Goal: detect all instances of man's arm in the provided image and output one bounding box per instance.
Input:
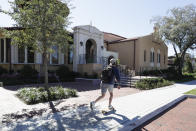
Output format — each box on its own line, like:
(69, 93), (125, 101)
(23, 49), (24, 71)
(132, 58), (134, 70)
(114, 67), (121, 89)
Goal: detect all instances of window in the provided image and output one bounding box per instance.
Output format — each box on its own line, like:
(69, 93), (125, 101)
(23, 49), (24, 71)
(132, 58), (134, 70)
(27, 47), (34, 63)
(18, 46), (25, 63)
(144, 50), (146, 62)
(0, 39), (4, 62)
(6, 38), (11, 63)
(51, 46), (58, 64)
(150, 48), (154, 63)
(157, 50), (160, 63)
(153, 52), (154, 62)
(68, 45), (73, 64)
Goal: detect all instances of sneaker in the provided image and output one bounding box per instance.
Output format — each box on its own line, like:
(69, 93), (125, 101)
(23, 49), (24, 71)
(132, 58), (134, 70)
(108, 105), (114, 110)
(90, 101), (95, 110)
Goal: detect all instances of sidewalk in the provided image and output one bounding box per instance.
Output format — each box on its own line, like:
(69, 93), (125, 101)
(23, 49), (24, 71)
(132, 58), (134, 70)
(0, 80), (196, 131)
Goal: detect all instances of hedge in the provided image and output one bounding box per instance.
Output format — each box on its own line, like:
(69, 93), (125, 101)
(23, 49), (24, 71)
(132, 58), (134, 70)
(16, 86), (78, 105)
(135, 78), (173, 90)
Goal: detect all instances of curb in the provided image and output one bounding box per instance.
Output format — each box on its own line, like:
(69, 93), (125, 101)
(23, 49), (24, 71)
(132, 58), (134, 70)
(184, 94), (196, 98)
(117, 94), (192, 131)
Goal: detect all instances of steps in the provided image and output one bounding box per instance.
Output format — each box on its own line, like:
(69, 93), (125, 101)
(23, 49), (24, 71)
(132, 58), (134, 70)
(120, 73), (141, 87)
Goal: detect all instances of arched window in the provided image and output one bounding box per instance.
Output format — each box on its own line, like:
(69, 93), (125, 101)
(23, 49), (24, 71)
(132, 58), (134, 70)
(144, 50), (146, 62)
(150, 48), (154, 63)
(157, 49), (160, 63)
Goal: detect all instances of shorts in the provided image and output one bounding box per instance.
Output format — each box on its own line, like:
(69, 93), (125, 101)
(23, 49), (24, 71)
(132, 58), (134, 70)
(100, 82), (114, 94)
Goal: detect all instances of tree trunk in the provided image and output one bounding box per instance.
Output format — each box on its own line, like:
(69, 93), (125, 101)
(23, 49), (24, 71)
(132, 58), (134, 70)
(178, 60), (183, 77)
(43, 51), (48, 88)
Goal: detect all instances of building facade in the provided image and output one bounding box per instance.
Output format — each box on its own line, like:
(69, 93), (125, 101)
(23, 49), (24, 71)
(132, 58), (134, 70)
(0, 25), (168, 76)
(105, 33), (168, 74)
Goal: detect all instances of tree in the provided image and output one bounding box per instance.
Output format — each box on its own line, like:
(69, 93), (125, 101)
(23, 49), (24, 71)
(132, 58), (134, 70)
(152, 4), (196, 76)
(0, 0), (71, 88)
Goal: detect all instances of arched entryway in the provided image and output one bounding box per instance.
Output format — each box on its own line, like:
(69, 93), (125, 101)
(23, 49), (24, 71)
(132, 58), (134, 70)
(86, 39), (97, 63)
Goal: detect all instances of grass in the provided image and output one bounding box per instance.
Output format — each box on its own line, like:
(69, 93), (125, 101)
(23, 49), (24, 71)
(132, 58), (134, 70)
(17, 86), (78, 105)
(184, 89), (196, 95)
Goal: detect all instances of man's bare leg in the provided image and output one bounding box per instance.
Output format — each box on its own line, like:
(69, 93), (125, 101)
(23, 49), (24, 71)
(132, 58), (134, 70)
(109, 92), (113, 107)
(90, 93), (105, 110)
(95, 93), (105, 103)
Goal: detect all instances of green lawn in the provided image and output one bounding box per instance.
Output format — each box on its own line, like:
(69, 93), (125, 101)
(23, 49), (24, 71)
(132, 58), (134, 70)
(184, 89), (196, 95)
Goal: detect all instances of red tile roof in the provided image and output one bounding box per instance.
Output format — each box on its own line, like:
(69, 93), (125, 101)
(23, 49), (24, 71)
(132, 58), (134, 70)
(103, 32), (126, 43)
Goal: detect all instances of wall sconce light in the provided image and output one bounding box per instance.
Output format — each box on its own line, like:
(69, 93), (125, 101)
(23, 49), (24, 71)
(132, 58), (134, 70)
(101, 46), (104, 50)
(80, 41), (83, 46)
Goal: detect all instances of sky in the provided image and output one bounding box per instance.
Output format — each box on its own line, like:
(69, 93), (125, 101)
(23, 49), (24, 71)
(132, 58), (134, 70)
(0, 0), (196, 56)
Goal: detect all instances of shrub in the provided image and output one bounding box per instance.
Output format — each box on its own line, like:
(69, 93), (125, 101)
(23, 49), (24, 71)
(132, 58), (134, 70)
(17, 86), (78, 104)
(0, 66), (8, 76)
(84, 72), (88, 77)
(19, 65), (38, 79)
(135, 78), (173, 90)
(184, 60), (193, 73)
(92, 72), (98, 79)
(141, 67), (180, 80)
(66, 88), (78, 97)
(56, 66), (75, 82)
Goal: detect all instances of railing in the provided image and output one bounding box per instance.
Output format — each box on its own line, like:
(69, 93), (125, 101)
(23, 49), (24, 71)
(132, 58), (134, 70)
(79, 54), (108, 68)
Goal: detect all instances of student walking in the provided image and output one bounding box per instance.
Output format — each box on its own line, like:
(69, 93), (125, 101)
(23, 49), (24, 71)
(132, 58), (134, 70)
(90, 58), (121, 110)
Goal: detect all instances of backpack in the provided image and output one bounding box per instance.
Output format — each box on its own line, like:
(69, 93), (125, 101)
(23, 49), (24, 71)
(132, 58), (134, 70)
(101, 66), (113, 83)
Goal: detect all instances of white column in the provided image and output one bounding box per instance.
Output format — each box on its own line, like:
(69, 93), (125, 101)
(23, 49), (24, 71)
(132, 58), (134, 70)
(73, 29), (79, 72)
(25, 47), (28, 63)
(3, 38), (6, 63)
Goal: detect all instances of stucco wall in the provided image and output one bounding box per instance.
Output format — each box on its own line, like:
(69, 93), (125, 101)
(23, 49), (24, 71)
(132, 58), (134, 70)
(136, 34), (168, 73)
(77, 63), (102, 75)
(108, 41), (135, 69)
(107, 34), (168, 74)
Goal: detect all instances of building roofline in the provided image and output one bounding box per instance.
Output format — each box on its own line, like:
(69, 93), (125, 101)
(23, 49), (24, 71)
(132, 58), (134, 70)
(103, 32), (127, 39)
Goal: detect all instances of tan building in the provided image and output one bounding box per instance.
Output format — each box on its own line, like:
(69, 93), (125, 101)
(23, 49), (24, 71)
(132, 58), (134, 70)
(104, 32), (168, 74)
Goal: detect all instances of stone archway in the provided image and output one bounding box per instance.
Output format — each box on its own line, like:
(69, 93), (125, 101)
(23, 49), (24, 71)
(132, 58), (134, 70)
(86, 39), (97, 63)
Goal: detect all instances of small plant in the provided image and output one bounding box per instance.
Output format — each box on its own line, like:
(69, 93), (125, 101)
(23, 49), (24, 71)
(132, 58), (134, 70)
(0, 66), (8, 76)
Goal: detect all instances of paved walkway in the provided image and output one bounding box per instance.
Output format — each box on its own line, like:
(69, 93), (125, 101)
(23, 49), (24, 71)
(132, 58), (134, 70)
(137, 98), (196, 131)
(0, 80), (196, 131)
(0, 85), (140, 117)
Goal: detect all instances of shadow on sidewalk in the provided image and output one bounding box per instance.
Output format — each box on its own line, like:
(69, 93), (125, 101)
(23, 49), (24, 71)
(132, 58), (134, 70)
(1, 103), (140, 131)
(177, 80), (196, 85)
